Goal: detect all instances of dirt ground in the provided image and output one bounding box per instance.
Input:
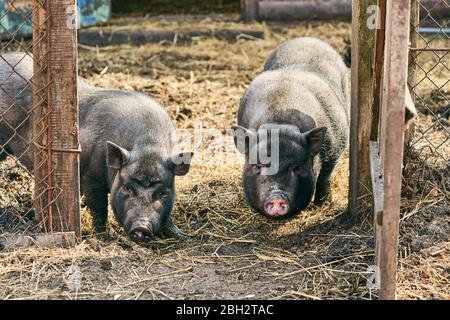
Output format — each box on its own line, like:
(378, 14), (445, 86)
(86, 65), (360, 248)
(0, 14), (449, 300)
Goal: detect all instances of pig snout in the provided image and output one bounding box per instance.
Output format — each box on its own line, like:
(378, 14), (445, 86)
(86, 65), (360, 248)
(263, 192), (290, 218)
(264, 198), (289, 217)
(129, 226), (153, 242)
(128, 218), (161, 243)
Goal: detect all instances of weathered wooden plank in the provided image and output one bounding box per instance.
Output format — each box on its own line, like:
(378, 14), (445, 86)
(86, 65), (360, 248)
(371, 0), (386, 141)
(259, 0), (352, 21)
(369, 141), (384, 225)
(349, 0), (378, 218)
(369, 141), (383, 268)
(378, 0), (411, 300)
(371, 0), (386, 269)
(32, 0), (52, 234)
(242, 0), (259, 22)
(48, 0), (81, 239)
(0, 232), (76, 250)
(33, 0), (80, 241)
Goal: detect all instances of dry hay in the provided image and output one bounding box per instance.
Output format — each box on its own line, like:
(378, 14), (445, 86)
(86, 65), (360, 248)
(0, 15), (448, 300)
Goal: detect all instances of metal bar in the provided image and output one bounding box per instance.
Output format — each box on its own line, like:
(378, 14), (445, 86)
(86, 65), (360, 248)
(418, 27), (450, 34)
(409, 47), (450, 51)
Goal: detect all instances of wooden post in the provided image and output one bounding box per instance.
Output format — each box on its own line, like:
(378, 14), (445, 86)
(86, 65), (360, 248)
(349, 0), (378, 218)
(377, 0), (411, 300)
(32, 0), (51, 233)
(243, 0), (259, 22)
(371, 0), (386, 141)
(33, 0), (81, 240)
(370, 0), (387, 271)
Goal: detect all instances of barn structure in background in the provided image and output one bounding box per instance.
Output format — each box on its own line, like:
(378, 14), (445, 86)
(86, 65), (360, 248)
(241, 0), (449, 22)
(0, 0), (80, 248)
(0, 0), (111, 39)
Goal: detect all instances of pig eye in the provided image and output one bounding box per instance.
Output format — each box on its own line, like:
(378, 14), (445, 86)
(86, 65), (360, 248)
(292, 165), (308, 176)
(250, 164), (265, 174)
(155, 190), (168, 199)
(120, 185), (133, 197)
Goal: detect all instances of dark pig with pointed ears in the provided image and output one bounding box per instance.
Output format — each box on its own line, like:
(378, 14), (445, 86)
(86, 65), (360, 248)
(0, 52), (192, 242)
(233, 37), (350, 220)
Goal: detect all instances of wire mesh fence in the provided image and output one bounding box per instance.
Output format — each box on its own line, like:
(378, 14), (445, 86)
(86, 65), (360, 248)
(0, 0), (41, 236)
(407, 0), (449, 168)
(0, 0), (80, 246)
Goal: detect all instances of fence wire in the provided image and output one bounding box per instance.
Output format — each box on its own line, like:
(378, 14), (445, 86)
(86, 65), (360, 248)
(408, 0), (449, 168)
(0, 0), (52, 236)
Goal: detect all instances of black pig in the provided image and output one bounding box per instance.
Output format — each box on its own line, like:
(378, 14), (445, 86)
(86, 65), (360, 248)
(0, 52), (192, 242)
(232, 37), (350, 219)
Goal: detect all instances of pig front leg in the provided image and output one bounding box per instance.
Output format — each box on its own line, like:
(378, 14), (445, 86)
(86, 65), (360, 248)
(314, 160), (337, 205)
(81, 180), (109, 233)
(158, 216), (190, 240)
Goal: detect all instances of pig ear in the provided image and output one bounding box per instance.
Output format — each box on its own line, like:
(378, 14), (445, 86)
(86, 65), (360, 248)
(231, 125), (256, 154)
(302, 127), (327, 156)
(170, 152), (194, 176)
(106, 141), (131, 169)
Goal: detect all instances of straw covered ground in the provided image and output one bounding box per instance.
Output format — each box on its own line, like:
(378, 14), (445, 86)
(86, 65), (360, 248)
(0, 14), (448, 300)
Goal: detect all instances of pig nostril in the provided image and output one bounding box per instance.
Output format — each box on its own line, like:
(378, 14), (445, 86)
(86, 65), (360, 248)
(129, 227), (153, 242)
(134, 231), (144, 239)
(264, 199), (289, 217)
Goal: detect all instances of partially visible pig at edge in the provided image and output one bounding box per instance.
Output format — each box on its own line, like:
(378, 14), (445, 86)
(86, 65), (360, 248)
(232, 37), (350, 220)
(0, 52), (192, 243)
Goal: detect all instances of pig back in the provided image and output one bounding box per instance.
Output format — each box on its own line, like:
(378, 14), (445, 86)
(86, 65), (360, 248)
(239, 38), (350, 163)
(79, 89), (176, 161)
(264, 37), (350, 109)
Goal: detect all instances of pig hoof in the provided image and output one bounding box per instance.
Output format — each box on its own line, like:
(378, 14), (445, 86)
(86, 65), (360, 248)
(159, 218), (190, 240)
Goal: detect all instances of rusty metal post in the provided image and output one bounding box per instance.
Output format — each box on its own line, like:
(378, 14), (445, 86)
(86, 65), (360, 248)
(33, 0), (81, 240)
